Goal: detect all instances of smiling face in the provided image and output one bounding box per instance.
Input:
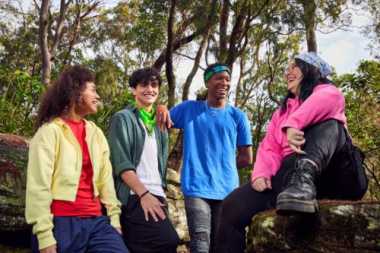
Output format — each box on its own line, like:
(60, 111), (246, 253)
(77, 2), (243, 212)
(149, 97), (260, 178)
(206, 71), (231, 102)
(285, 60), (303, 96)
(132, 78), (160, 111)
(75, 81), (100, 116)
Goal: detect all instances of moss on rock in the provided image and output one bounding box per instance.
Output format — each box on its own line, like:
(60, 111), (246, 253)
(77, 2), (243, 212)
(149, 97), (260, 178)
(247, 201), (380, 253)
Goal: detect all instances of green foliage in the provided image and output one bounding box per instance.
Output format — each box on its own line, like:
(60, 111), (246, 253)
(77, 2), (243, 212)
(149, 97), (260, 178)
(131, 0), (168, 56)
(0, 13), (40, 72)
(82, 56), (133, 132)
(0, 66), (44, 136)
(334, 60), (380, 200)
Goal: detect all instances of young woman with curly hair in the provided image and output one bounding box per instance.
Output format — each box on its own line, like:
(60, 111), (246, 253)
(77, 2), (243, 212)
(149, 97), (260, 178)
(25, 65), (129, 253)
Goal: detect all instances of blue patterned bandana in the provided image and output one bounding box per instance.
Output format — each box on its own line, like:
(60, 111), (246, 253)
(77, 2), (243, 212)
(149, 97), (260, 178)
(295, 52), (332, 77)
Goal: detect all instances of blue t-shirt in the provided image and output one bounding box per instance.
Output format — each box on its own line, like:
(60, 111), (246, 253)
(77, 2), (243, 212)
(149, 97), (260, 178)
(170, 100), (252, 200)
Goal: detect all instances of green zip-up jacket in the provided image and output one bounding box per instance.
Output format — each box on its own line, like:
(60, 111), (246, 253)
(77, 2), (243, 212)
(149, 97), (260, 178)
(107, 105), (169, 206)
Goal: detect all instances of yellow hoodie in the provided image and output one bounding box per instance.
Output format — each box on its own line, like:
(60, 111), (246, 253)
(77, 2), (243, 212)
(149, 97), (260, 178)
(25, 118), (121, 250)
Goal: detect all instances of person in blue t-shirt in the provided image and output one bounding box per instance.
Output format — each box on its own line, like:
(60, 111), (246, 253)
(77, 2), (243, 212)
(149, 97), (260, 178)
(159, 63), (253, 253)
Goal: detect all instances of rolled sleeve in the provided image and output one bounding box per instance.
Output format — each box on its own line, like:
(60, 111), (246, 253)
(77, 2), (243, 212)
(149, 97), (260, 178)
(108, 113), (136, 176)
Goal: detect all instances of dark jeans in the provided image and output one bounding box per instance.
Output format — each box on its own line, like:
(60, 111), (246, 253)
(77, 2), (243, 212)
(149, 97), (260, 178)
(31, 216), (129, 253)
(121, 194), (180, 253)
(184, 197), (223, 253)
(214, 120), (365, 253)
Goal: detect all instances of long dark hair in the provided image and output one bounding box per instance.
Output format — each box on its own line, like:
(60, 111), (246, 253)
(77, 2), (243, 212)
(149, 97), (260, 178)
(281, 58), (332, 113)
(35, 65), (95, 129)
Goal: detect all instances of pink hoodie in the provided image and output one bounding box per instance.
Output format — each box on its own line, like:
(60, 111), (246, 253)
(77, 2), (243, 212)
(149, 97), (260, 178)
(251, 84), (347, 182)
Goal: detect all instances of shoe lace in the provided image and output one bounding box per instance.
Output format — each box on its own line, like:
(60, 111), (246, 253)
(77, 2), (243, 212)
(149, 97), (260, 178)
(286, 160), (317, 187)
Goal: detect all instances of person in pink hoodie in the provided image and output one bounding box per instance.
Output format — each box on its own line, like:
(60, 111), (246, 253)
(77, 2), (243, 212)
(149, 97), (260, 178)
(214, 52), (368, 253)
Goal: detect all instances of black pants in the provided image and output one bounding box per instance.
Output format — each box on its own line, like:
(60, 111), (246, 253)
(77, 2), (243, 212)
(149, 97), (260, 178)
(121, 195), (180, 253)
(214, 120), (365, 253)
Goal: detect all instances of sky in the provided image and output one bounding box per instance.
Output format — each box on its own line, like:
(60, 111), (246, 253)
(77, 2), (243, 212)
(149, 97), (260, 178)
(316, 9), (374, 75)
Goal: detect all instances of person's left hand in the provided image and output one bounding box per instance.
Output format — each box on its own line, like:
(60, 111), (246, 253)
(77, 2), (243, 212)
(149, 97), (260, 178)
(156, 105), (173, 130)
(251, 177), (272, 192)
(286, 127), (306, 154)
(140, 192), (166, 222)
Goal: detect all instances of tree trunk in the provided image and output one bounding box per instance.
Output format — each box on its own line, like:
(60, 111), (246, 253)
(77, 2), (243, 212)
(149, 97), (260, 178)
(167, 130), (184, 172)
(39, 0), (51, 86)
(153, 0), (218, 71)
(181, 33), (209, 101)
(219, 0), (230, 62)
(300, 0), (317, 52)
(165, 0), (176, 109)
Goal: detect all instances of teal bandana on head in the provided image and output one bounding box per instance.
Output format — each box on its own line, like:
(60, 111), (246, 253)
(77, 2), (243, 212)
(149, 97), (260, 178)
(204, 64), (231, 82)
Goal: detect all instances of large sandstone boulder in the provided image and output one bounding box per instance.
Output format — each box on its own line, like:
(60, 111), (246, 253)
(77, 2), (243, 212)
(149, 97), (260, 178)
(247, 201), (380, 253)
(0, 134), (30, 251)
(166, 168), (190, 252)
(0, 134), (28, 231)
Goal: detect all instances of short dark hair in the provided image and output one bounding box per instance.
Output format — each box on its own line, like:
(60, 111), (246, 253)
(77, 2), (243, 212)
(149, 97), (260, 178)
(129, 67), (162, 88)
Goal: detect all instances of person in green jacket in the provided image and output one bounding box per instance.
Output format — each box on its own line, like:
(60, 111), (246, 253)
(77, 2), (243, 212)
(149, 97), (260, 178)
(25, 65), (128, 253)
(108, 67), (180, 253)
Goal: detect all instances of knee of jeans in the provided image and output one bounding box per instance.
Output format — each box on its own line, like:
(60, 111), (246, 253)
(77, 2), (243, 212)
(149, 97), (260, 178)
(190, 230), (210, 253)
(194, 230), (209, 241)
(185, 200), (211, 225)
(185, 198), (210, 212)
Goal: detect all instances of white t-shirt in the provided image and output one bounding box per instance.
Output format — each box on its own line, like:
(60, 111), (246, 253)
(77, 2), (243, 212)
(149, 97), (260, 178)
(131, 123), (166, 197)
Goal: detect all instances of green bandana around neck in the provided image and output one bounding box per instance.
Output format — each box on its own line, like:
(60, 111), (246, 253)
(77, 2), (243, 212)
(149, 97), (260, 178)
(129, 100), (156, 135)
(138, 107), (156, 135)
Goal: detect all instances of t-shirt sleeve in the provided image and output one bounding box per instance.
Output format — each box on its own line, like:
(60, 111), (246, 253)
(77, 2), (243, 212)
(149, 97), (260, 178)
(237, 111), (252, 146)
(169, 101), (191, 129)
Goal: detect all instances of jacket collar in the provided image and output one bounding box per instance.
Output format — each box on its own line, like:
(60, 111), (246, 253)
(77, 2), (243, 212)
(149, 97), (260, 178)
(52, 117), (95, 136)
(52, 117), (89, 127)
(125, 104), (139, 115)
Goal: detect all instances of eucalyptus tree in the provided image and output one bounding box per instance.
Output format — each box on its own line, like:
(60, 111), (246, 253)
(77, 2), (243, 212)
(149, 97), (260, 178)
(36, 0), (102, 85)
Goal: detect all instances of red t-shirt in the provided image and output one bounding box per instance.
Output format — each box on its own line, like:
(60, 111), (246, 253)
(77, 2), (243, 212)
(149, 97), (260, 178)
(51, 118), (102, 217)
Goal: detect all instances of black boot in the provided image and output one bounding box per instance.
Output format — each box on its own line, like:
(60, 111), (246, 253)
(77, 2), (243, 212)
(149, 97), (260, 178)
(276, 159), (320, 215)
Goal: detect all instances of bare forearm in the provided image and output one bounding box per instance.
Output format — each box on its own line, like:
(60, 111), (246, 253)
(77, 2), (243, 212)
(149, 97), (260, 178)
(121, 170), (147, 196)
(237, 145), (253, 169)
(237, 158), (252, 169)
